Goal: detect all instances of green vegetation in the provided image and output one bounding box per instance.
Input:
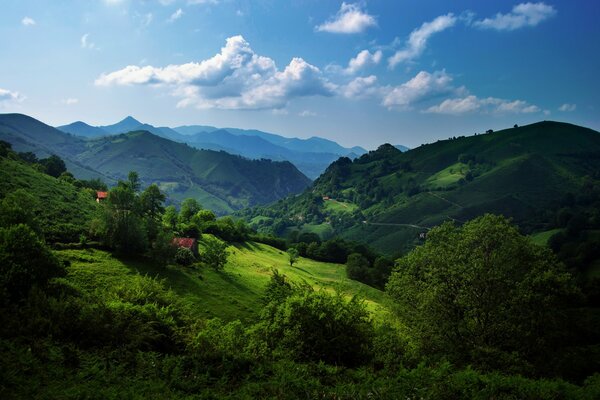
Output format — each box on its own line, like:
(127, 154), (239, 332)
(243, 121), (600, 255)
(1, 120), (599, 398)
(0, 141), (98, 242)
(0, 113), (312, 214)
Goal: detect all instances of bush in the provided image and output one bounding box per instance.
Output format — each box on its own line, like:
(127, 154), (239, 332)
(258, 288), (373, 367)
(174, 247), (195, 266)
(0, 224), (65, 302)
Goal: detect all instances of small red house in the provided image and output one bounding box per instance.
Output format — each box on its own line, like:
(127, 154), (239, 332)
(172, 237), (198, 256)
(96, 191), (108, 203)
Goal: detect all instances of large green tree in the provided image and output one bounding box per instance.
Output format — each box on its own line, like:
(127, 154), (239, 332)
(0, 224), (64, 302)
(386, 214), (580, 372)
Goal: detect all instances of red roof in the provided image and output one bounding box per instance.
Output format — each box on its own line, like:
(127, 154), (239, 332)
(172, 237), (197, 249)
(96, 191), (108, 199)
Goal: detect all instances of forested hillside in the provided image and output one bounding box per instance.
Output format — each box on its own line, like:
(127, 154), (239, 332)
(244, 121), (600, 255)
(0, 113), (311, 213)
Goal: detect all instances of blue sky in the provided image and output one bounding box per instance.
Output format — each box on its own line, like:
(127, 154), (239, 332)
(0, 0), (598, 149)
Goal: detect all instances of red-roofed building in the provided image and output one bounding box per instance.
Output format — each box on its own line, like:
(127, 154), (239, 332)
(172, 237), (198, 256)
(96, 191), (108, 203)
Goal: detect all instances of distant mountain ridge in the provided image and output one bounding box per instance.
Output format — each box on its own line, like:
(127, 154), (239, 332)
(58, 116), (370, 178)
(1, 113), (311, 213)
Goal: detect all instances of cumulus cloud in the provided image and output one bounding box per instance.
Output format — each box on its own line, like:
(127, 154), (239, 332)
(316, 2), (377, 34)
(474, 2), (556, 31)
(167, 8), (183, 23)
(21, 17), (36, 26)
(81, 33), (96, 49)
(0, 88), (25, 106)
(558, 103), (576, 112)
(344, 49), (382, 75)
(389, 13), (456, 68)
(95, 35), (335, 110)
(340, 75), (380, 99)
(426, 95), (540, 115)
(382, 70), (455, 109)
(298, 110), (317, 117)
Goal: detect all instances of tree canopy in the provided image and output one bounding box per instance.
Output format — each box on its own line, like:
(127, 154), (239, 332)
(386, 214), (580, 372)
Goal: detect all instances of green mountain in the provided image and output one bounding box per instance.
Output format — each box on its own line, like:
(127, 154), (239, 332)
(0, 113), (311, 213)
(58, 117), (368, 178)
(57, 121), (109, 138)
(74, 130), (311, 212)
(244, 121), (600, 254)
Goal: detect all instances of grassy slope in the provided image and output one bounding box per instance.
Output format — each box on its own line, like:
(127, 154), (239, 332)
(0, 156), (98, 241)
(57, 238), (392, 324)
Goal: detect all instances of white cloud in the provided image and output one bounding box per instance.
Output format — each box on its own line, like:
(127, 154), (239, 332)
(62, 98), (79, 105)
(316, 2), (377, 34)
(388, 13), (456, 68)
(382, 70), (455, 109)
(558, 103), (576, 112)
(344, 49), (382, 75)
(167, 8), (183, 23)
(95, 35), (335, 110)
(21, 17), (36, 26)
(426, 95), (540, 115)
(341, 75), (380, 99)
(298, 110), (317, 117)
(0, 88), (25, 106)
(474, 2), (556, 31)
(81, 33), (96, 49)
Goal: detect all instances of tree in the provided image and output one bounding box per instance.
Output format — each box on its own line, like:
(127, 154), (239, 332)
(127, 171), (141, 192)
(40, 155), (66, 178)
(140, 184), (166, 220)
(162, 205), (178, 231)
(179, 198), (201, 224)
(258, 288), (373, 366)
(287, 247), (299, 267)
(346, 253), (370, 282)
(386, 214), (580, 372)
(192, 209), (216, 225)
(0, 224), (64, 302)
(101, 185), (147, 253)
(202, 236), (228, 270)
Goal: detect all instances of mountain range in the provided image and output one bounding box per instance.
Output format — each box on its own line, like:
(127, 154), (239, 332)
(0, 113), (311, 213)
(242, 121), (600, 255)
(58, 116), (369, 179)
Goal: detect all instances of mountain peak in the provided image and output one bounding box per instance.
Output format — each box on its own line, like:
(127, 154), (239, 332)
(119, 116), (141, 124)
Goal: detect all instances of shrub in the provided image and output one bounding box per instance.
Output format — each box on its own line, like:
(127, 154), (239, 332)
(0, 224), (65, 302)
(258, 288), (373, 367)
(174, 247), (195, 266)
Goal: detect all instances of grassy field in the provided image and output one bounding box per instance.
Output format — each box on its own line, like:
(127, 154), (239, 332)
(530, 228), (562, 246)
(323, 199), (358, 213)
(56, 237), (392, 324)
(425, 162), (467, 188)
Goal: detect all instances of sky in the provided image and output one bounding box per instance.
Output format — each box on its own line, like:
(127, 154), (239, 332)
(0, 0), (599, 149)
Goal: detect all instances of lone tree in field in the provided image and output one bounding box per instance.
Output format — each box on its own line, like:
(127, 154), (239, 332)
(287, 247), (299, 267)
(386, 214), (579, 372)
(202, 236), (228, 270)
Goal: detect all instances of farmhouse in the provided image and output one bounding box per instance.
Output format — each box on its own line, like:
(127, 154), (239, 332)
(172, 237), (198, 256)
(96, 191), (108, 203)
